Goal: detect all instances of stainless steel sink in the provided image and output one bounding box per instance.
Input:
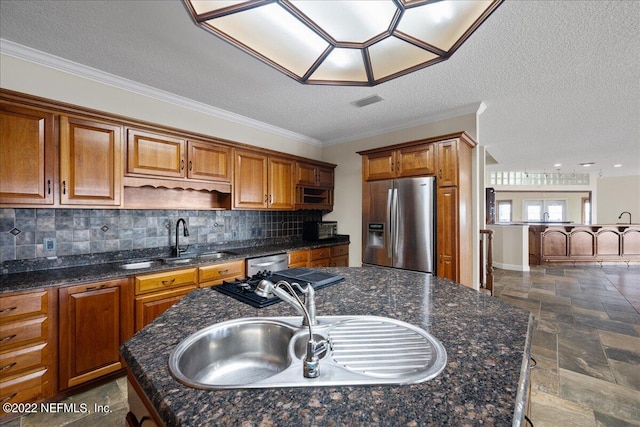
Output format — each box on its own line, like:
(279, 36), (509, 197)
(168, 316), (447, 389)
(118, 260), (164, 270)
(163, 257), (194, 264)
(197, 251), (235, 260)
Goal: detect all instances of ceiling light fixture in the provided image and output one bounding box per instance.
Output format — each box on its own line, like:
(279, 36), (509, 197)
(183, 0), (503, 86)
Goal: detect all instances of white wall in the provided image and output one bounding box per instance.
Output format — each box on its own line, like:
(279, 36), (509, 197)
(321, 114), (478, 274)
(487, 224), (529, 272)
(495, 191), (590, 223)
(596, 175), (640, 224)
(0, 53), (322, 160)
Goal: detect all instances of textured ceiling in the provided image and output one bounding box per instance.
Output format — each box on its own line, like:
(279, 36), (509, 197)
(1, 0), (638, 177)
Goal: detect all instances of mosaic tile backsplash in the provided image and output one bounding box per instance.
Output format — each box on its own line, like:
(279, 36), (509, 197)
(0, 208), (322, 263)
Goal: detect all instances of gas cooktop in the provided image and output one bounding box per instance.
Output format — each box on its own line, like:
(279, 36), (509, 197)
(213, 268), (344, 308)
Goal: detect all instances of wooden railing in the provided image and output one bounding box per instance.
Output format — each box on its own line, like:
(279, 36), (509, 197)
(479, 229), (494, 295)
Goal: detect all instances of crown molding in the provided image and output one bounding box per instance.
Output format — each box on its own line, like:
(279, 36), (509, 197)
(323, 101), (485, 146)
(0, 38), (322, 147)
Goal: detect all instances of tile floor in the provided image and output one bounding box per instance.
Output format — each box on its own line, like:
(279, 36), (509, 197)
(3, 266), (639, 427)
(494, 266), (640, 427)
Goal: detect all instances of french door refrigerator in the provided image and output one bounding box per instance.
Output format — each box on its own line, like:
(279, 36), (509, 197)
(362, 177), (435, 273)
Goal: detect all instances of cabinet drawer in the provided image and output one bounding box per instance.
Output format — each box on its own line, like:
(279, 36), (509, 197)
(135, 268), (197, 295)
(0, 290), (48, 323)
(0, 343), (47, 379)
(309, 247), (331, 261)
(0, 368), (48, 411)
(288, 250), (309, 265)
(331, 244), (349, 257)
(309, 258), (331, 268)
(199, 260), (245, 287)
(0, 317), (48, 350)
(135, 286), (196, 332)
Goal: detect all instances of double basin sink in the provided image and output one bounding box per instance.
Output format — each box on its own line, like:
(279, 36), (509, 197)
(168, 315), (447, 389)
(117, 251), (236, 270)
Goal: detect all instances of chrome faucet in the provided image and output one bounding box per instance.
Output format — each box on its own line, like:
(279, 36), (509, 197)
(255, 279), (330, 378)
(542, 212), (549, 222)
(174, 218), (190, 257)
(618, 211), (632, 224)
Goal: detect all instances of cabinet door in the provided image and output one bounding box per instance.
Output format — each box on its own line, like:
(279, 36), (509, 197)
(135, 286), (195, 332)
(398, 144), (436, 177)
(0, 104), (55, 205)
(317, 166), (334, 188)
(437, 140), (458, 187)
(296, 162), (318, 186)
(127, 129), (185, 178)
(233, 149), (268, 209)
(268, 156), (295, 210)
(187, 140), (231, 182)
(362, 151), (396, 181)
(437, 187), (458, 281)
(58, 278), (132, 389)
(60, 116), (122, 206)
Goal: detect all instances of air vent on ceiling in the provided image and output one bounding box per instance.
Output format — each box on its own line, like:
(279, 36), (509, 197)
(352, 95), (384, 108)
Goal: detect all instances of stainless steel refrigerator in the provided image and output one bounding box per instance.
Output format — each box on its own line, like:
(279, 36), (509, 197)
(362, 177), (435, 272)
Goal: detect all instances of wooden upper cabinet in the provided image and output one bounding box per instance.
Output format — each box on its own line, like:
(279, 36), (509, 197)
(234, 149), (268, 209)
(60, 116), (122, 206)
(437, 140), (458, 187)
(362, 150), (396, 181)
(398, 144), (436, 177)
(187, 140), (231, 182)
(233, 150), (295, 210)
(268, 156), (295, 210)
(296, 161), (334, 188)
(362, 144), (436, 181)
(126, 128), (185, 178)
(0, 103), (55, 205)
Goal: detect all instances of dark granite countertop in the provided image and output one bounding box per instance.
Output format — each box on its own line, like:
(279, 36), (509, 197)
(0, 236), (350, 294)
(121, 267), (533, 427)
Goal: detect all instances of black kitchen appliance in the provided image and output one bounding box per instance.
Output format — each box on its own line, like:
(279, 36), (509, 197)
(213, 268), (344, 308)
(303, 221), (338, 241)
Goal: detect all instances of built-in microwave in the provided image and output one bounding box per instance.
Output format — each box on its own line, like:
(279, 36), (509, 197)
(303, 221), (338, 241)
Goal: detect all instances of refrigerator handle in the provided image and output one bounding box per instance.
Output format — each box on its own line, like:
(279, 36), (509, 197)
(392, 188), (399, 263)
(387, 188), (393, 259)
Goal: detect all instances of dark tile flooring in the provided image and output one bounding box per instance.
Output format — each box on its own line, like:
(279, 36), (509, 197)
(494, 266), (640, 427)
(3, 266), (639, 426)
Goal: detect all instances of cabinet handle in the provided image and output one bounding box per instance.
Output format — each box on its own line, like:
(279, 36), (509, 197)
(218, 269), (229, 275)
(264, 194), (268, 203)
(0, 334), (17, 343)
(86, 284), (106, 291)
(47, 180), (51, 195)
(162, 279), (176, 286)
(0, 393), (18, 404)
(189, 160), (192, 171)
(181, 160), (184, 170)
(0, 362), (17, 372)
(270, 194), (273, 203)
(0, 306), (17, 314)
(62, 180), (66, 195)
(439, 169), (442, 179)
(396, 161), (400, 172)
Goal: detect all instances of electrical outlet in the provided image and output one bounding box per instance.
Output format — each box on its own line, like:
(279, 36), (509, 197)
(43, 238), (56, 252)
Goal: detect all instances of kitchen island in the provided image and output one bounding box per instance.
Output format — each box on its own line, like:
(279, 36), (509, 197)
(121, 266), (533, 426)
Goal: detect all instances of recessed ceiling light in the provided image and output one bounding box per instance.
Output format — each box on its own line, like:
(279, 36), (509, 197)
(614, 164), (622, 168)
(554, 163), (562, 167)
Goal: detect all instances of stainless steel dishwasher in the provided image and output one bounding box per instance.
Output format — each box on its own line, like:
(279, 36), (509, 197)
(245, 253), (288, 276)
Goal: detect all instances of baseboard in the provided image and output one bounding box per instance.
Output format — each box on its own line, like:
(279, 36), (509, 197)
(494, 262), (530, 272)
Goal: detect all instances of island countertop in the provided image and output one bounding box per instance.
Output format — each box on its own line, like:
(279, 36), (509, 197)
(120, 267), (533, 427)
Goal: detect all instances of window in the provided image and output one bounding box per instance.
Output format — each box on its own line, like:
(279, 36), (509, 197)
(582, 197), (591, 224)
(524, 200), (566, 222)
(497, 200), (512, 222)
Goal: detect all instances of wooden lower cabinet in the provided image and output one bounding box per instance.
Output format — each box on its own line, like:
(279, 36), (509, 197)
(0, 289), (57, 415)
(288, 249), (309, 268)
(198, 260), (245, 287)
(303, 244), (350, 268)
(58, 278), (133, 390)
(134, 268), (197, 333)
(437, 187), (458, 281)
(135, 287), (195, 332)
